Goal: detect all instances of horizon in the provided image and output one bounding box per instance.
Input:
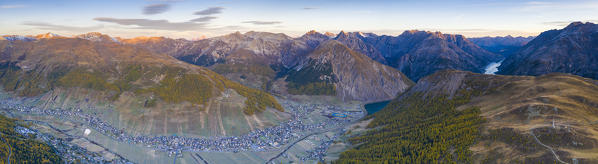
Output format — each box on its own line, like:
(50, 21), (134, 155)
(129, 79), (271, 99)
(2, 28), (545, 41)
(1, 0), (597, 39)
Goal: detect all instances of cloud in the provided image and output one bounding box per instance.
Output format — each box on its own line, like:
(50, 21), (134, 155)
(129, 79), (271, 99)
(194, 7), (224, 15)
(543, 20), (598, 27)
(543, 21), (573, 26)
(146, 0), (184, 2)
(22, 21), (103, 32)
(190, 16), (217, 22)
(143, 4), (171, 15)
(519, 1), (598, 11)
(302, 7), (318, 10)
(0, 4), (26, 9)
(242, 21), (282, 25)
(94, 17), (206, 31)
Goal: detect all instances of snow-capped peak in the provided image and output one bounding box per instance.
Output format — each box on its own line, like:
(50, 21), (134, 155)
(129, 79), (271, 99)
(2, 35), (36, 42)
(35, 32), (61, 39)
(76, 32), (119, 43)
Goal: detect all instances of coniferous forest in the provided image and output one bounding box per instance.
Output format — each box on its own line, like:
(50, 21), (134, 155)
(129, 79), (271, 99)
(335, 93), (485, 163)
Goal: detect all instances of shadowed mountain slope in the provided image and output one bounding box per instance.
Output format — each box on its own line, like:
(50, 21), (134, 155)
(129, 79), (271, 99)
(498, 22), (598, 79)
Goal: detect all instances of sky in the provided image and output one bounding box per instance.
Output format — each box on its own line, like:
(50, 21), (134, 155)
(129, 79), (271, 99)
(1, 0), (597, 39)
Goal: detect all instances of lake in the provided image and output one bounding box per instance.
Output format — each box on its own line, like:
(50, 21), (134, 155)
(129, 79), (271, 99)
(364, 101), (390, 115)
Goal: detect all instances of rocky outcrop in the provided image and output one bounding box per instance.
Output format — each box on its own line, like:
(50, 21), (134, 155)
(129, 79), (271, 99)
(293, 40), (413, 102)
(333, 31), (387, 64)
(498, 22), (598, 79)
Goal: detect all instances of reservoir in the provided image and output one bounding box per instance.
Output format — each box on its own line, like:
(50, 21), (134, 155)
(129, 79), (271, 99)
(484, 60), (503, 74)
(364, 101), (390, 115)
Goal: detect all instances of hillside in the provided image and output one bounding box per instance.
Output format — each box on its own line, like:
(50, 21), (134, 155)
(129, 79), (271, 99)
(0, 114), (62, 163)
(0, 37), (286, 137)
(498, 22), (598, 79)
(333, 31), (387, 64)
(337, 70), (598, 163)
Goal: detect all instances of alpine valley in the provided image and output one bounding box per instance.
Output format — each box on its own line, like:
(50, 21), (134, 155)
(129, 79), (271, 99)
(1, 19), (597, 164)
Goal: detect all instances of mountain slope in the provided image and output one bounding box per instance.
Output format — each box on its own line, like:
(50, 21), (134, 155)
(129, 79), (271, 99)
(287, 40), (413, 102)
(337, 70), (598, 163)
(0, 37), (286, 136)
(333, 31), (387, 64)
(469, 35), (534, 57)
(498, 22), (598, 79)
(366, 30), (503, 81)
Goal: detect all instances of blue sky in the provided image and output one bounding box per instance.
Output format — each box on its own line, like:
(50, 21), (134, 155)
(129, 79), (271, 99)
(1, 0), (597, 39)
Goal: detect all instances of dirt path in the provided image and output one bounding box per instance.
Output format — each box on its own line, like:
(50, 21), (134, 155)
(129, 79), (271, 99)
(530, 130), (569, 164)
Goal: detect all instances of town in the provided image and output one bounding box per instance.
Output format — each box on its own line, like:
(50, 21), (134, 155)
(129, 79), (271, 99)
(0, 97), (364, 161)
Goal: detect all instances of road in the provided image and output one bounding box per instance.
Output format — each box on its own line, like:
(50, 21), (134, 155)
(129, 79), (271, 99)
(266, 132), (320, 164)
(194, 153), (209, 164)
(530, 130), (569, 164)
(266, 125), (347, 164)
(22, 119), (129, 161)
(266, 105), (367, 164)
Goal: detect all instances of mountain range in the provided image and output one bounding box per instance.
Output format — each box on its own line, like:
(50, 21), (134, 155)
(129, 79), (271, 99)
(2, 21), (598, 163)
(469, 35), (535, 57)
(117, 29), (503, 86)
(498, 22), (598, 79)
(0, 36), (286, 136)
(4, 22), (598, 96)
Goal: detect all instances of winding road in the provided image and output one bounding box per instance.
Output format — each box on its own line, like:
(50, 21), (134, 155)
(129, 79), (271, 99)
(266, 125), (348, 164)
(530, 130), (569, 164)
(266, 132), (320, 164)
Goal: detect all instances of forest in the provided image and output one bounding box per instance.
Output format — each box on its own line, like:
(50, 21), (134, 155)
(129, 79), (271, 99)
(0, 114), (62, 164)
(335, 92), (485, 163)
(0, 62), (283, 115)
(285, 60), (337, 95)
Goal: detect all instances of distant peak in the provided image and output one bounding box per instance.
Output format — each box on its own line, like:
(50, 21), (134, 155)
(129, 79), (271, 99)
(301, 30), (329, 39)
(306, 30), (318, 35)
(564, 21), (596, 29)
(76, 32), (119, 42)
(357, 32), (366, 37)
(35, 32), (61, 39)
(82, 32), (104, 36)
(324, 32), (336, 37)
(338, 30), (348, 36)
(405, 30), (423, 34)
(2, 35), (36, 42)
(230, 31), (243, 36)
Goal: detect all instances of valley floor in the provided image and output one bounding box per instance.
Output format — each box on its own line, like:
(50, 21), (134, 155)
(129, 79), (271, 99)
(0, 93), (365, 163)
